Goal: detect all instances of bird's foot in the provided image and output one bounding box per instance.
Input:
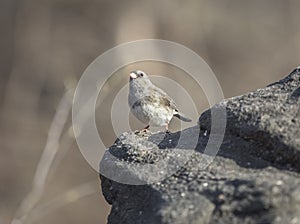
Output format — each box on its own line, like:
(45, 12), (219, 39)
(134, 125), (150, 135)
(165, 123), (171, 135)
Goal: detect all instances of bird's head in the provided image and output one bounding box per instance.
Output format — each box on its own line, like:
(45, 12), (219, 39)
(129, 70), (153, 91)
(129, 70), (149, 81)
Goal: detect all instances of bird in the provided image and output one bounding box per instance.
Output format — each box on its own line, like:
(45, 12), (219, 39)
(128, 70), (192, 132)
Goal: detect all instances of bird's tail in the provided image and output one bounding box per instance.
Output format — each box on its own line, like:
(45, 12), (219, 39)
(174, 112), (192, 122)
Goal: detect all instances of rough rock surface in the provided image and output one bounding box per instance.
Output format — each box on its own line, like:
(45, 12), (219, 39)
(100, 68), (300, 224)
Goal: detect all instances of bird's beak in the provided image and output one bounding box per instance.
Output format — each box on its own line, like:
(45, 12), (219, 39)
(130, 72), (137, 79)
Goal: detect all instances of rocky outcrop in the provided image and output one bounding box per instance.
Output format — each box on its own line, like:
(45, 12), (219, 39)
(100, 67), (300, 224)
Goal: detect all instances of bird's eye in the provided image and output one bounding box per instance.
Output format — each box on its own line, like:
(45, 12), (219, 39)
(140, 73), (144, 77)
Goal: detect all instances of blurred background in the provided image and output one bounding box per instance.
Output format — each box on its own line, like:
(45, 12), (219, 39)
(1, 0), (300, 223)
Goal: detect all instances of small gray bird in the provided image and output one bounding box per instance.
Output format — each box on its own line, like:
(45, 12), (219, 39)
(128, 70), (192, 131)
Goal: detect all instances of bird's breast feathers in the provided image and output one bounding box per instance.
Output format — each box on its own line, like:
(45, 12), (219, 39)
(130, 97), (174, 126)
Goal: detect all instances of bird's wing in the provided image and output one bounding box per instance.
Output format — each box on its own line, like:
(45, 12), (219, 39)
(159, 95), (178, 111)
(150, 85), (179, 112)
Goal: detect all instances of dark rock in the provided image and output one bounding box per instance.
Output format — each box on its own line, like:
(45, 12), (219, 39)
(200, 67), (300, 171)
(100, 67), (300, 224)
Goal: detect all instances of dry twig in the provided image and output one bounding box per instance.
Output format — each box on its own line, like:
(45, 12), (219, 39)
(12, 89), (73, 224)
